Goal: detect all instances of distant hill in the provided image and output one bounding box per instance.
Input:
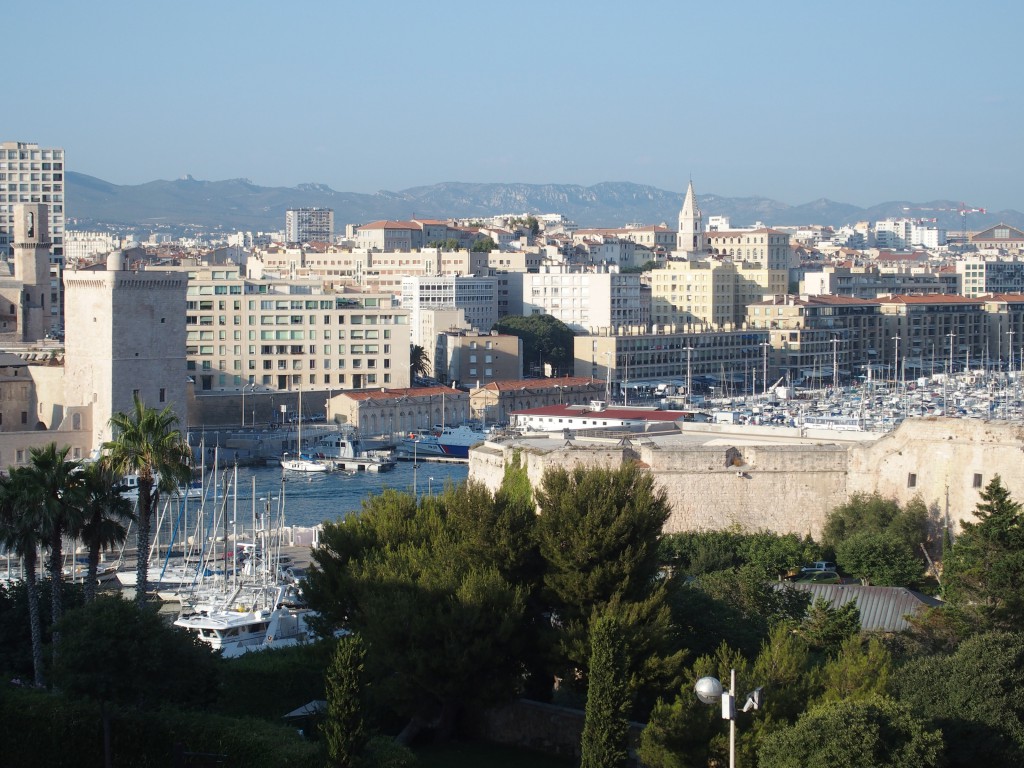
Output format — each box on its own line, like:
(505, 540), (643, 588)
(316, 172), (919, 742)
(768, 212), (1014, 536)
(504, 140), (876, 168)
(64, 172), (1024, 235)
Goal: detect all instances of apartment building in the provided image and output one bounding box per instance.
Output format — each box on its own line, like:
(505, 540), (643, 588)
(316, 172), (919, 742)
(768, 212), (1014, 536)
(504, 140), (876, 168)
(435, 331), (521, 387)
(522, 266), (644, 333)
(649, 259), (787, 330)
(0, 141), (64, 259)
(285, 208), (334, 244)
(575, 326), (769, 397)
(746, 296), (885, 387)
(705, 227), (793, 270)
(401, 275), (498, 337)
(877, 295), (989, 377)
(65, 231), (120, 265)
(163, 265), (410, 393)
(802, 265), (960, 299)
(957, 256), (1024, 298)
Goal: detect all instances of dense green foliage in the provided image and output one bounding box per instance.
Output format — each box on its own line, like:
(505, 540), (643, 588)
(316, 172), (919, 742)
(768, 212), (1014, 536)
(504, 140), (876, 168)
(757, 695), (943, 768)
(471, 236), (498, 252)
(535, 463), (685, 704)
(305, 481), (530, 741)
(7, 443), (1024, 767)
(323, 634), (368, 767)
(0, 686), (323, 768)
(580, 613), (631, 768)
(52, 596), (221, 710)
(492, 313), (576, 375)
(823, 493), (931, 585)
(892, 631), (1024, 767)
(797, 597), (861, 654)
(944, 475), (1024, 628)
(660, 528), (819, 578)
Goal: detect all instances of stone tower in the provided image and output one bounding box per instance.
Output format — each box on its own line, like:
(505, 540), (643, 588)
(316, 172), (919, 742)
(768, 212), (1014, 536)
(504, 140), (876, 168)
(12, 203), (52, 342)
(676, 181), (705, 256)
(63, 252), (188, 449)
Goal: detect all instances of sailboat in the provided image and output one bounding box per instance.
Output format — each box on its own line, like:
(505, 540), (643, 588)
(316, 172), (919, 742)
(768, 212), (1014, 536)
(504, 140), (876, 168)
(280, 388), (328, 473)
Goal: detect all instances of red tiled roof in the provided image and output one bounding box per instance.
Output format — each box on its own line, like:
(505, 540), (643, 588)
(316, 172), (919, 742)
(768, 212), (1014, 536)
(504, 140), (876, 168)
(357, 220), (420, 231)
(341, 385), (467, 401)
(477, 376), (602, 393)
(876, 295), (983, 305)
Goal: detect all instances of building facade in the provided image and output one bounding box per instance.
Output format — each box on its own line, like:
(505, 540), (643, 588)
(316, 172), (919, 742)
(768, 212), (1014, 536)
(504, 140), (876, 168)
(64, 252), (189, 447)
(435, 331), (521, 388)
(401, 276), (498, 337)
(285, 208), (334, 244)
(0, 141), (64, 260)
(649, 259), (787, 330)
(157, 265), (411, 394)
(521, 267), (644, 333)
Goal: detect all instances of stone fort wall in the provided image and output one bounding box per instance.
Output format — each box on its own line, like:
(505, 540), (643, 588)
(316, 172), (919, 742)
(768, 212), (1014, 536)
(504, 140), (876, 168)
(469, 418), (1024, 539)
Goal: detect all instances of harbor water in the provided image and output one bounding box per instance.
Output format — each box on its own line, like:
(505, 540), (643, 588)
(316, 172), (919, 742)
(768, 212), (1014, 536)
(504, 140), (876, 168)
(193, 459), (470, 530)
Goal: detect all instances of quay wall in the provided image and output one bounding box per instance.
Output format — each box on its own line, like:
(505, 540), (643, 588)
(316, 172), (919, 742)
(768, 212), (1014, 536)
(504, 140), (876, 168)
(469, 418), (1024, 539)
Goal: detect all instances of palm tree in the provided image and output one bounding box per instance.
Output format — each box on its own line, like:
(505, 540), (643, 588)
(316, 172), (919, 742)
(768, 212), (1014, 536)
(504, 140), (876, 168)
(105, 395), (192, 602)
(78, 461), (135, 603)
(19, 443), (85, 657)
(0, 469), (47, 687)
(410, 344), (430, 381)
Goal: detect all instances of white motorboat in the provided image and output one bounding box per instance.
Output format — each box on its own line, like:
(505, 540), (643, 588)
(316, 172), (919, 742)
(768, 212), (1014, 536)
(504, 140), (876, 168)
(397, 424), (490, 460)
(313, 429), (395, 473)
(173, 584), (319, 657)
(118, 474), (205, 501)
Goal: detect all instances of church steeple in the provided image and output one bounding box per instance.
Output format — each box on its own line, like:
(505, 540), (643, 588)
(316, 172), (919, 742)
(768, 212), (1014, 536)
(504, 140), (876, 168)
(676, 180), (704, 256)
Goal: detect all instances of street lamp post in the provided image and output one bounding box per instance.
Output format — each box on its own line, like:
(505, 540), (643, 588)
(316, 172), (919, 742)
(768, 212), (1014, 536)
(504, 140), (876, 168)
(428, 476), (434, 495)
(760, 340), (770, 397)
(892, 334), (901, 390)
(412, 439), (419, 496)
(831, 336), (840, 390)
(604, 351), (612, 403)
(695, 669), (762, 768)
(241, 381), (254, 428)
(685, 344), (694, 409)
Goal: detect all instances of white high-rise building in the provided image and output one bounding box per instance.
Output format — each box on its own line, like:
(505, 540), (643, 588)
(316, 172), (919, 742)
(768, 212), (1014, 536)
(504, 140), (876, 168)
(401, 276), (498, 340)
(285, 208), (334, 244)
(0, 141), (65, 260)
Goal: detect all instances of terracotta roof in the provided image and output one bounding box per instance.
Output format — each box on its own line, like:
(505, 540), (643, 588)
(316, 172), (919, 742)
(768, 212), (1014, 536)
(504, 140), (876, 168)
(876, 295), (983, 305)
(875, 251), (929, 261)
(706, 228), (787, 236)
(476, 376), (602, 393)
(981, 293), (1024, 303)
(357, 220), (420, 231)
(340, 385), (467, 402)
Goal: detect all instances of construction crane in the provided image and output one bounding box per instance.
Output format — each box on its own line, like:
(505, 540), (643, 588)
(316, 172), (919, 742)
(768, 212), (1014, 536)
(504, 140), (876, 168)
(901, 202), (987, 245)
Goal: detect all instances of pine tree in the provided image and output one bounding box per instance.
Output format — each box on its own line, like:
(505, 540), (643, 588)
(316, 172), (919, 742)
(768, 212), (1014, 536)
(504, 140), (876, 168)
(581, 612), (631, 768)
(323, 634), (368, 767)
(945, 474), (1024, 628)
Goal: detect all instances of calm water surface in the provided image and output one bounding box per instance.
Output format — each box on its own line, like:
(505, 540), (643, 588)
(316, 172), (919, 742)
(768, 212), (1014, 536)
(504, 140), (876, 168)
(191, 460), (470, 530)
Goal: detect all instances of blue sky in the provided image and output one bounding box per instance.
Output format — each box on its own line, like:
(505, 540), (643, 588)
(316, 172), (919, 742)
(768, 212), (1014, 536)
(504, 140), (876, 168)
(9, 0), (1022, 210)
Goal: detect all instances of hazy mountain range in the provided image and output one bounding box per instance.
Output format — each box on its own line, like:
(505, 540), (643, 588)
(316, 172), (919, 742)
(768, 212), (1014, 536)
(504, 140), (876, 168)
(65, 171), (1023, 236)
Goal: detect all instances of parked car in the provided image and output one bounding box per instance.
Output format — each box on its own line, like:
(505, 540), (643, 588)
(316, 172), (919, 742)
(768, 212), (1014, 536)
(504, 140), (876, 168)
(800, 560), (838, 573)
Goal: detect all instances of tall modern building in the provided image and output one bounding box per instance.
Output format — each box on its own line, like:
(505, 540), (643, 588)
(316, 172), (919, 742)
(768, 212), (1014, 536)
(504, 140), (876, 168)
(285, 207), (334, 244)
(0, 141), (65, 259)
